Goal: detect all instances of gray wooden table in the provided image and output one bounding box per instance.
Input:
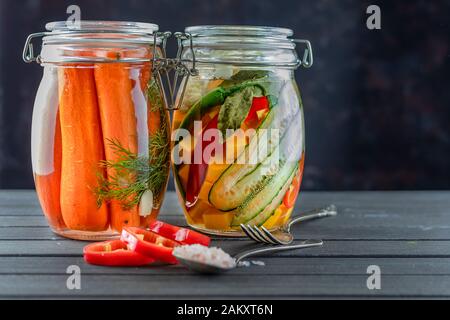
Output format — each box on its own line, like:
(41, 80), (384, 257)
(0, 190), (450, 299)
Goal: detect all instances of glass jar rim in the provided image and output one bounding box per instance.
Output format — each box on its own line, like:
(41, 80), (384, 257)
(45, 20), (159, 35)
(42, 20), (159, 46)
(179, 25), (307, 68)
(183, 25), (296, 49)
(24, 21), (163, 64)
(185, 25), (293, 38)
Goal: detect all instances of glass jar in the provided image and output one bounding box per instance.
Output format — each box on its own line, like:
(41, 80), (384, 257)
(23, 21), (171, 240)
(172, 26), (313, 236)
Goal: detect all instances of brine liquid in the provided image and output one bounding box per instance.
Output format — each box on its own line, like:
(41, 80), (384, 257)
(172, 70), (305, 235)
(32, 61), (170, 240)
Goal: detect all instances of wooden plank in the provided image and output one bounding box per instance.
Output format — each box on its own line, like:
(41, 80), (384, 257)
(0, 228), (62, 240)
(0, 216), (49, 227)
(2, 190), (450, 217)
(1, 190), (450, 241)
(3, 214), (450, 240)
(1, 274), (450, 298)
(0, 239), (450, 257)
(3, 224), (450, 241)
(1, 256), (450, 276)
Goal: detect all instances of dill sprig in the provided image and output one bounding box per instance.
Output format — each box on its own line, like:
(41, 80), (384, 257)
(147, 77), (165, 112)
(95, 77), (170, 210)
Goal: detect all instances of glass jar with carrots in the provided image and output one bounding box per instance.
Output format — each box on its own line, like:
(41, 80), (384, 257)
(24, 21), (171, 240)
(172, 26), (313, 236)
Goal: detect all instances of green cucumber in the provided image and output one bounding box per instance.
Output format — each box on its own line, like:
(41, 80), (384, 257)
(245, 165), (298, 226)
(232, 160), (299, 226)
(209, 107), (301, 211)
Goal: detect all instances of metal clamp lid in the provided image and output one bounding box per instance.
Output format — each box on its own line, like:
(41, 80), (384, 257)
(292, 39), (313, 68)
(23, 29), (165, 64)
(169, 33), (313, 110)
(23, 32), (46, 64)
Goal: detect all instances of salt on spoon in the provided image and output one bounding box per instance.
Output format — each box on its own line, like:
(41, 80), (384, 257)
(173, 239), (323, 274)
(173, 244), (236, 271)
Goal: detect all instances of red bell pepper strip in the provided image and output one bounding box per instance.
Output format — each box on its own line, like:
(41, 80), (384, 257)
(121, 227), (180, 264)
(148, 220), (211, 246)
(283, 172), (301, 209)
(83, 240), (154, 267)
(185, 113), (221, 208)
(243, 96), (270, 129)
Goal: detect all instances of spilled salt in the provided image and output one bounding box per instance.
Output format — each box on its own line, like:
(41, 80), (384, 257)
(237, 260), (265, 267)
(251, 260), (265, 266)
(238, 261), (251, 267)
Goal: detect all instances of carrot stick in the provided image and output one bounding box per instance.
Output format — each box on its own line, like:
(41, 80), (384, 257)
(58, 66), (109, 231)
(94, 60), (140, 232)
(34, 112), (65, 229)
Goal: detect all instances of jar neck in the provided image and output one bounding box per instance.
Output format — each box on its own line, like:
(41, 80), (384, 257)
(38, 21), (161, 64)
(40, 42), (159, 65)
(180, 25), (300, 69)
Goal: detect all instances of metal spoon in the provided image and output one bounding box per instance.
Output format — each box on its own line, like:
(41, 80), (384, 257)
(173, 239), (323, 274)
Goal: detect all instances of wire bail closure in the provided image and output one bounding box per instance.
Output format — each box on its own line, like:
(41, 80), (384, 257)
(23, 32), (46, 64)
(152, 32), (198, 111)
(23, 28), (313, 111)
(292, 39), (314, 68)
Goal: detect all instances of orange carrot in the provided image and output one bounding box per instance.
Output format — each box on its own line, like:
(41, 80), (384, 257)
(58, 66), (109, 231)
(94, 60), (140, 232)
(34, 112), (65, 230)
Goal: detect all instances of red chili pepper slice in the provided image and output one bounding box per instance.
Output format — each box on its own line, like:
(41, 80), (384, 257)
(148, 220), (211, 246)
(83, 240), (154, 267)
(243, 96), (270, 129)
(121, 227), (180, 264)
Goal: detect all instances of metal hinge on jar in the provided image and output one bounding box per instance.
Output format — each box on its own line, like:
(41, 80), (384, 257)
(23, 30), (168, 64)
(152, 32), (199, 111)
(23, 29), (180, 112)
(23, 32), (46, 64)
(292, 39), (314, 68)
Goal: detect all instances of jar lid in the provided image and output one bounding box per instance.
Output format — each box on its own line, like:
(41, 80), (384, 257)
(185, 25), (294, 48)
(43, 21), (159, 45)
(178, 25), (313, 69)
(23, 21), (165, 64)
(46, 21), (158, 34)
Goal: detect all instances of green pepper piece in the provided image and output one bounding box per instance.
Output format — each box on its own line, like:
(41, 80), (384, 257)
(177, 87), (227, 131)
(179, 71), (278, 134)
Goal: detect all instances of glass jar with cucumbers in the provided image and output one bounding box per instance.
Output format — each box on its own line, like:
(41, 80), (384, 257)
(24, 21), (171, 240)
(172, 25), (313, 236)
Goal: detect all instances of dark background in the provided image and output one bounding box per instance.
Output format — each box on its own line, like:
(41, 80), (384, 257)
(0, 0), (449, 190)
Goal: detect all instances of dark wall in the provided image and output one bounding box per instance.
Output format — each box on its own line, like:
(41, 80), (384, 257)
(0, 0), (449, 190)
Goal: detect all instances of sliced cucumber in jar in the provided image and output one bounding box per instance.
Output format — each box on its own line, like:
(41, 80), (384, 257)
(209, 104), (301, 211)
(232, 160), (299, 226)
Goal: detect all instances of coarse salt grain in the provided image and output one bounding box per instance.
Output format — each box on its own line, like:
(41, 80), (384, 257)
(173, 244), (236, 269)
(238, 261), (251, 268)
(251, 260), (265, 266)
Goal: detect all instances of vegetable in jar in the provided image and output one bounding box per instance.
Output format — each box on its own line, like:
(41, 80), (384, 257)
(25, 21), (171, 240)
(171, 26), (312, 236)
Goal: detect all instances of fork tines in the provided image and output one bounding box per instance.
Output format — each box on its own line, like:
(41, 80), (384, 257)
(240, 224), (284, 245)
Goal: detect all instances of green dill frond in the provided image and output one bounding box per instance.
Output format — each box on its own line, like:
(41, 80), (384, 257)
(95, 126), (170, 210)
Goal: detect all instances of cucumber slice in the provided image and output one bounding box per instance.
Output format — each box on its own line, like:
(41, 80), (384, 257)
(232, 161), (299, 226)
(209, 106), (301, 211)
(245, 165), (298, 226)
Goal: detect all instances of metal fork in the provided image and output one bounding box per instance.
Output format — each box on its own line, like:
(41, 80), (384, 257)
(241, 205), (337, 245)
